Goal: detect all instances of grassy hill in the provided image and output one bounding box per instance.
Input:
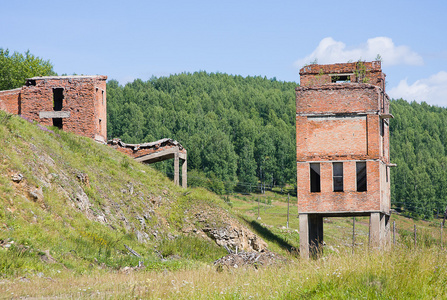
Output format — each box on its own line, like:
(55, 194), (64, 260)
(0, 110), (266, 277)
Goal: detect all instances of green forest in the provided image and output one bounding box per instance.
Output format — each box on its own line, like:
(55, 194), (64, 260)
(107, 73), (447, 219)
(390, 99), (447, 219)
(107, 72), (297, 195)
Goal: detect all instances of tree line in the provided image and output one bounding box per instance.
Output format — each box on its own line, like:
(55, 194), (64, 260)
(0, 48), (55, 91)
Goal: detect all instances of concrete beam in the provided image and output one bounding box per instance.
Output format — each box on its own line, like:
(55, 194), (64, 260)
(133, 146), (187, 188)
(39, 111), (70, 118)
(135, 147), (186, 164)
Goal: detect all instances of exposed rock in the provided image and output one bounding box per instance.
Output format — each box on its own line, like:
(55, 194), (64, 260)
(150, 196), (162, 207)
(136, 230), (150, 243)
(119, 261), (145, 273)
(76, 173), (90, 187)
(182, 226), (195, 233)
(11, 173), (23, 183)
(96, 215), (107, 223)
(214, 250), (287, 270)
(75, 191), (91, 211)
(193, 207), (267, 252)
(48, 173), (58, 181)
(144, 209), (155, 220)
(0, 239), (14, 249)
(136, 216), (146, 228)
(39, 250), (57, 264)
(127, 183), (134, 195)
(203, 225), (267, 252)
(28, 187), (46, 209)
(28, 187), (43, 201)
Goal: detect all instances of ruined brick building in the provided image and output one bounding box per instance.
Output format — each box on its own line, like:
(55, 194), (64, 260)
(109, 138), (187, 188)
(0, 75), (108, 143)
(0, 75), (188, 187)
(296, 61), (393, 258)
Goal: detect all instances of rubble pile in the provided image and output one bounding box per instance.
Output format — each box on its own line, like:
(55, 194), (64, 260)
(213, 250), (287, 270)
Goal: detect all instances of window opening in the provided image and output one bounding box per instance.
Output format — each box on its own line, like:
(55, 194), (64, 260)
(53, 88), (64, 111)
(356, 162), (367, 192)
(26, 79), (36, 86)
(53, 118), (63, 129)
(102, 90), (104, 105)
(310, 163), (321, 193)
(386, 166), (388, 183)
(333, 162), (343, 192)
(52, 88), (64, 129)
(331, 75), (351, 83)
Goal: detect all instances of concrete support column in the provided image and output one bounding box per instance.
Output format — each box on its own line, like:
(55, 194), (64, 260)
(174, 151), (179, 186)
(299, 213), (309, 259)
(181, 156), (187, 188)
(370, 212), (381, 249)
(370, 212), (391, 249)
(300, 213), (324, 259)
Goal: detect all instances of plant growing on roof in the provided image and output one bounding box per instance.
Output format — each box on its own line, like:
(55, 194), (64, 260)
(354, 60), (370, 83)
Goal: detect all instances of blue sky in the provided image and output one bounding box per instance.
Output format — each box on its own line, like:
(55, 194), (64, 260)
(1, 0), (446, 106)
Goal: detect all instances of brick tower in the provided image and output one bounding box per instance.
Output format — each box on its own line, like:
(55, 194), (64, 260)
(295, 61), (392, 258)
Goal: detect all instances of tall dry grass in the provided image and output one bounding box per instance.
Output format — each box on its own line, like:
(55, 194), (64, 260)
(2, 245), (446, 299)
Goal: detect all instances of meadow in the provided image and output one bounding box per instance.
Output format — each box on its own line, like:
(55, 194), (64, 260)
(2, 190), (447, 299)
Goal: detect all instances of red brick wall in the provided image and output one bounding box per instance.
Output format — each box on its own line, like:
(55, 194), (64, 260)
(299, 61), (385, 90)
(297, 160), (382, 213)
(94, 82), (107, 142)
(0, 88), (21, 114)
(20, 76), (107, 142)
(296, 84), (382, 115)
(367, 115), (380, 158)
(306, 115), (367, 157)
(297, 114), (387, 162)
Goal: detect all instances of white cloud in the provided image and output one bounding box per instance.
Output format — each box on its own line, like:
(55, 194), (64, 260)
(388, 71), (447, 106)
(294, 37), (424, 68)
